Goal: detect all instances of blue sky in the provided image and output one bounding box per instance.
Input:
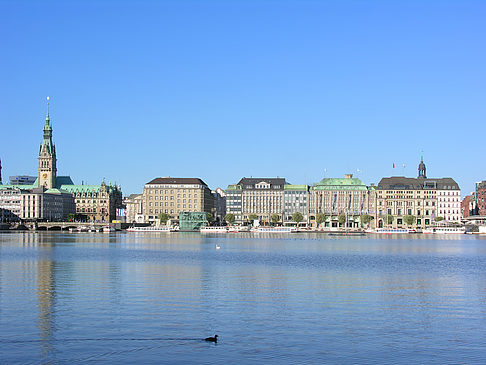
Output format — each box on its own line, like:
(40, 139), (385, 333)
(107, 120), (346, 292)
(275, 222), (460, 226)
(1, 0), (485, 195)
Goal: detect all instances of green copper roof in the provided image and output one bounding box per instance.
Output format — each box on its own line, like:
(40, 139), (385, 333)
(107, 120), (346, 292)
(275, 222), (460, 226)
(0, 184), (36, 190)
(40, 100), (55, 155)
(60, 184), (119, 194)
(226, 184), (242, 191)
(284, 184), (308, 191)
(0, 177), (121, 194)
(311, 177), (368, 191)
(45, 188), (71, 195)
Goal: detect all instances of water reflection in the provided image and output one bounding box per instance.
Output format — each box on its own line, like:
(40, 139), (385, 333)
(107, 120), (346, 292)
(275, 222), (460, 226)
(0, 232), (485, 363)
(37, 258), (55, 359)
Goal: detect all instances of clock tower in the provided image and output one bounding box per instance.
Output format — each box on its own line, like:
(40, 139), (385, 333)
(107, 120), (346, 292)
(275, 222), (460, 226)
(38, 97), (57, 189)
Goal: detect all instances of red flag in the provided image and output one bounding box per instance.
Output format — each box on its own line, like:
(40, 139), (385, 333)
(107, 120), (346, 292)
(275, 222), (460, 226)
(393, 163), (395, 168)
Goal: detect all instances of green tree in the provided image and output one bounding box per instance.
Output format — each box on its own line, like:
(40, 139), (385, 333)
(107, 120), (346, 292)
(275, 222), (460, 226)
(404, 214), (416, 226)
(67, 213), (75, 222)
(292, 212), (304, 226)
(248, 214), (258, 222)
(271, 214), (280, 225)
(379, 214), (394, 225)
(225, 213), (235, 225)
(316, 213), (326, 228)
(434, 216), (445, 222)
(338, 213), (346, 226)
(158, 213), (170, 224)
(360, 214), (372, 225)
(207, 212), (214, 223)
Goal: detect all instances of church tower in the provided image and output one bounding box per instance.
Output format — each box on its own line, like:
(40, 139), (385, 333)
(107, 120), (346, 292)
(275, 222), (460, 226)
(418, 152), (426, 179)
(38, 97), (57, 189)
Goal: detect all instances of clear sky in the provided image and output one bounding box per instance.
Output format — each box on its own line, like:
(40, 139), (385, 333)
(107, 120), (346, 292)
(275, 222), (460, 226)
(1, 0), (485, 195)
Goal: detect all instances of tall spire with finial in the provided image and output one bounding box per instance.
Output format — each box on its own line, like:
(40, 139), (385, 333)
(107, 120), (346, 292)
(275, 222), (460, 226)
(418, 150), (427, 178)
(38, 96), (57, 189)
(46, 96), (50, 123)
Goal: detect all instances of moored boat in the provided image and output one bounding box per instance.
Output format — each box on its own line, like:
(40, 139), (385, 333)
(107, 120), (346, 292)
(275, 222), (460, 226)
(126, 226), (172, 232)
(227, 226), (251, 233)
(102, 225), (116, 233)
(200, 226), (229, 233)
(423, 226), (465, 234)
(253, 226), (297, 233)
(365, 228), (415, 234)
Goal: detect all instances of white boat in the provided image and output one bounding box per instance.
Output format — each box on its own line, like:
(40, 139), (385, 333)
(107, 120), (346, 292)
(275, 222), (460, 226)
(103, 225), (116, 233)
(253, 227), (297, 233)
(200, 226), (229, 233)
(366, 228), (415, 234)
(126, 226), (172, 232)
(77, 226), (89, 232)
(227, 226), (251, 233)
(479, 226), (486, 235)
(423, 226), (466, 234)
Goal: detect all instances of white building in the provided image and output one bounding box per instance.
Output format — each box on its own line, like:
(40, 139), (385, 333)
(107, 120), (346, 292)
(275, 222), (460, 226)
(437, 183), (461, 223)
(0, 186), (74, 222)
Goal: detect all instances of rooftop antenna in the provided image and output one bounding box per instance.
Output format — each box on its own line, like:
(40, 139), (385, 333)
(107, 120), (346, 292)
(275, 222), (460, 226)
(402, 164), (406, 176)
(324, 168), (327, 178)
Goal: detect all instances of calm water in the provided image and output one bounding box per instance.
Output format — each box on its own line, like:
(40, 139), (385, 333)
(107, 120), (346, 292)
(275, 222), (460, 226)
(1, 232), (485, 364)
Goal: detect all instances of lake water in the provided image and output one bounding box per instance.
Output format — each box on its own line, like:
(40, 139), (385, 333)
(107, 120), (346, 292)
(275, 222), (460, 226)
(1, 232), (485, 364)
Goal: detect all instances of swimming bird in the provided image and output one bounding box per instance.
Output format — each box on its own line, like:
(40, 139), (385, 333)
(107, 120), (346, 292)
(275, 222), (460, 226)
(205, 334), (218, 343)
(215, 245), (220, 250)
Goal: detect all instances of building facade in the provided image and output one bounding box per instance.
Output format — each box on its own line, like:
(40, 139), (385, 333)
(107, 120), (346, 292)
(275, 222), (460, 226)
(225, 184), (242, 223)
(309, 174), (376, 228)
(0, 186), (74, 222)
(61, 181), (122, 222)
(212, 188), (226, 224)
(0, 188), (22, 222)
(477, 181), (486, 216)
(9, 176), (37, 185)
(142, 177), (214, 224)
(376, 158), (460, 229)
(21, 187), (75, 221)
(460, 180), (486, 219)
(225, 177), (287, 225)
(284, 185), (309, 225)
(437, 184), (462, 222)
(0, 99), (123, 223)
(124, 194), (144, 223)
(461, 194), (477, 219)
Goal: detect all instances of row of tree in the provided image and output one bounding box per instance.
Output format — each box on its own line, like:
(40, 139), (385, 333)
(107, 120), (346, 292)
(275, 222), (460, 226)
(157, 212), (446, 227)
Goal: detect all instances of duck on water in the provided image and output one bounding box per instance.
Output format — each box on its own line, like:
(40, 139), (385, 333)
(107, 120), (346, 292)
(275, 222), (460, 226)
(205, 335), (218, 343)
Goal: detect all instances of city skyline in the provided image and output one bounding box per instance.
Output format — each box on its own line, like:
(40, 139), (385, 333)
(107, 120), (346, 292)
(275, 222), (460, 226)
(1, 1), (485, 195)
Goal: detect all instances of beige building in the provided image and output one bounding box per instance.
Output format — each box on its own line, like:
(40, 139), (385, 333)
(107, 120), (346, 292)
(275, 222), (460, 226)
(309, 174), (376, 228)
(125, 193), (143, 223)
(376, 158), (460, 229)
(225, 177), (287, 225)
(142, 177), (214, 223)
(61, 181), (122, 223)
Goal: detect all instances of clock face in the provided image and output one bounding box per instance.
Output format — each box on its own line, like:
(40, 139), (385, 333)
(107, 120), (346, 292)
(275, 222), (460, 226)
(43, 173), (48, 178)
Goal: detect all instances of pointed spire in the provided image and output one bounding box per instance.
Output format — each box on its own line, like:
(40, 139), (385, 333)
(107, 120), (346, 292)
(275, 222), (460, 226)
(46, 96), (50, 124)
